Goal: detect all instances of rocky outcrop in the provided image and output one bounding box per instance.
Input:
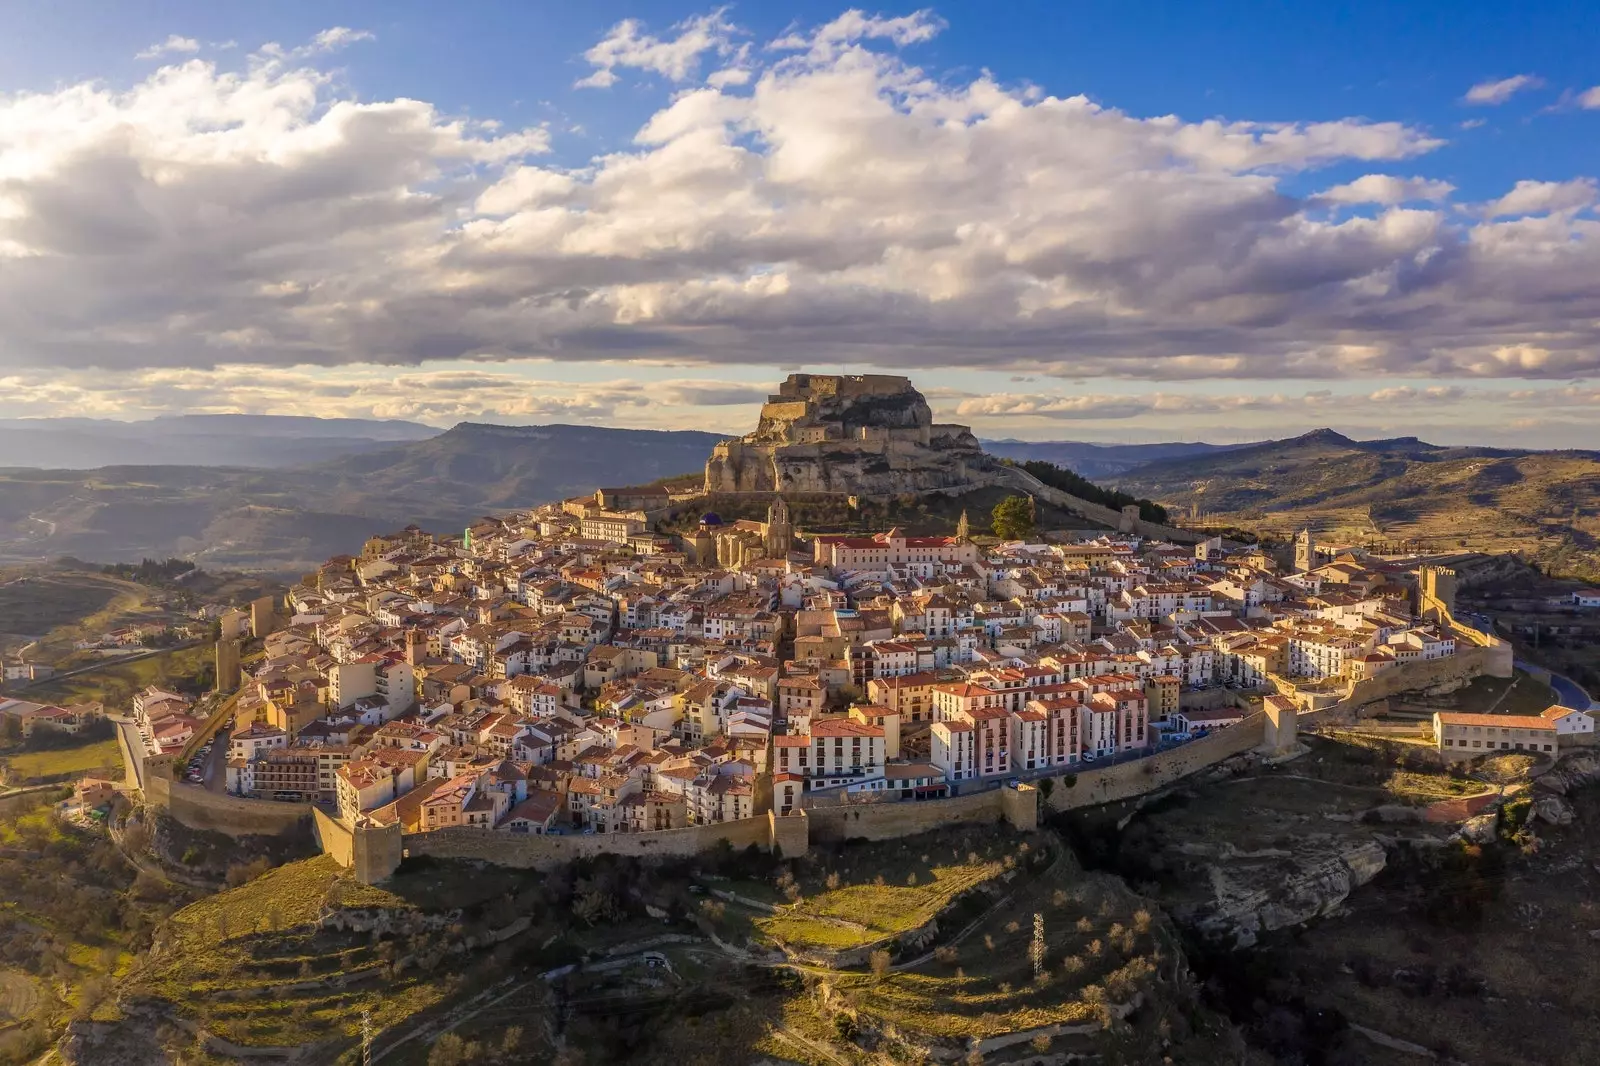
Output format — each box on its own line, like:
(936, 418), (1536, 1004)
(1179, 840), (1388, 950)
(704, 374), (996, 496)
(1530, 792), (1575, 826)
(1534, 751), (1600, 795)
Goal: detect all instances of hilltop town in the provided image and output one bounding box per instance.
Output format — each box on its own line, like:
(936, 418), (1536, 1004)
(103, 376), (1566, 867)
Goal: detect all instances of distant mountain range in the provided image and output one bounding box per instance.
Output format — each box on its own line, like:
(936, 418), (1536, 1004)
(0, 414), (439, 469)
(0, 416), (1592, 575)
(979, 438), (1246, 480)
(1115, 429), (1600, 576)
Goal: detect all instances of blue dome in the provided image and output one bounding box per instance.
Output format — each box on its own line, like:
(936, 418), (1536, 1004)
(700, 512), (723, 526)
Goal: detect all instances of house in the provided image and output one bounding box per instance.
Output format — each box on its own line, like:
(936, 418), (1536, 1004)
(500, 789), (565, 834)
(771, 718), (887, 791)
(73, 777), (120, 809)
(1540, 704), (1594, 736)
(882, 762), (947, 800)
(1572, 589), (1600, 609)
(1433, 712), (1558, 757)
(335, 759), (401, 825)
(1171, 706), (1246, 735)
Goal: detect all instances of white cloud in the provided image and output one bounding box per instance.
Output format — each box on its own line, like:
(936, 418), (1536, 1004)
(311, 27), (375, 52)
(1486, 178), (1598, 217)
(136, 35), (201, 61)
(770, 9), (946, 55)
(576, 10), (737, 88)
(1463, 74), (1543, 105)
(1319, 174), (1455, 205)
(1577, 86), (1600, 110)
(0, 10), (1596, 389)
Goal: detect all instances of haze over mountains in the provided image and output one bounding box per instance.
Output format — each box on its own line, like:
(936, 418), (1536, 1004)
(0, 415), (1594, 574)
(0, 415), (438, 469)
(0, 421), (724, 571)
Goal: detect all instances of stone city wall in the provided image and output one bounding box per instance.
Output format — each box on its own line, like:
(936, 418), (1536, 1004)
(402, 812), (781, 871)
(1343, 643), (1513, 709)
(146, 774), (314, 836)
(806, 788), (1008, 843)
(312, 807), (354, 867)
(1045, 712), (1270, 812)
(996, 466), (1205, 544)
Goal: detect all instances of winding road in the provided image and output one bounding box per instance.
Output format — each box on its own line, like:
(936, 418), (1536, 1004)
(1516, 658), (1595, 711)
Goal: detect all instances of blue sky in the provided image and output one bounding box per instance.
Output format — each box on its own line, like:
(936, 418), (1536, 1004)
(0, 2), (1597, 445)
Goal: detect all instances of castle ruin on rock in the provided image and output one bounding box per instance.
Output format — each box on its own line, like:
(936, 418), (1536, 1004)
(704, 374), (995, 496)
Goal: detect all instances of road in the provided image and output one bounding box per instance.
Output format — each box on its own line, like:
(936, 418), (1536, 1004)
(1516, 658), (1595, 710)
(113, 716), (147, 791)
(203, 728), (230, 792)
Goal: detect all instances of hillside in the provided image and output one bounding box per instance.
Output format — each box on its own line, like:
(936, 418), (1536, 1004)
(303, 422), (726, 516)
(1116, 429), (1600, 575)
(982, 438), (1244, 479)
(0, 424), (728, 571)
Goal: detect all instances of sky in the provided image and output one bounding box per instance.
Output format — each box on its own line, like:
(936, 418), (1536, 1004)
(0, 1), (1598, 446)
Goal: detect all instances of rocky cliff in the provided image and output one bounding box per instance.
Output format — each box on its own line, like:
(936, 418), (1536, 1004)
(704, 374), (996, 495)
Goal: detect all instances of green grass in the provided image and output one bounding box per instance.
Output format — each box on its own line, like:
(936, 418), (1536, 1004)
(750, 829), (1035, 954)
(1, 736), (122, 783)
(1449, 671), (1558, 716)
(1383, 770), (1484, 803)
(28, 643), (213, 709)
(759, 861), (1004, 951)
(823, 857), (1161, 1042)
(0, 576), (123, 638)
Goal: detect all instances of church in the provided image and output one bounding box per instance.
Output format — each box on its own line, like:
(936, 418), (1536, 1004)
(689, 497), (796, 569)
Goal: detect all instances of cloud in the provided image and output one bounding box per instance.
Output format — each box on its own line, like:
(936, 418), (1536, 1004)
(1485, 178), (1598, 217)
(1578, 87), (1600, 110)
(577, 10), (737, 88)
(654, 382), (770, 406)
(770, 9), (946, 55)
(311, 27), (375, 52)
(1318, 174), (1455, 205)
(136, 35), (201, 60)
(948, 386), (1474, 422)
(1463, 74), (1544, 105)
(0, 10), (1595, 386)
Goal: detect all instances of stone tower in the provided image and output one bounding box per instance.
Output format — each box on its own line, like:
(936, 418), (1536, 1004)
(765, 496), (794, 558)
(1418, 566), (1458, 624)
(214, 638), (241, 693)
(691, 523), (715, 567)
(1294, 528), (1316, 573)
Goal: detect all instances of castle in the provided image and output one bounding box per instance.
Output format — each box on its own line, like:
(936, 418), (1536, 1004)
(704, 374), (994, 496)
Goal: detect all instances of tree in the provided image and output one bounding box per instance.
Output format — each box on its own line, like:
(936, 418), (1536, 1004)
(991, 495), (1036, 541)
(428, 1033), (476, 1066)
